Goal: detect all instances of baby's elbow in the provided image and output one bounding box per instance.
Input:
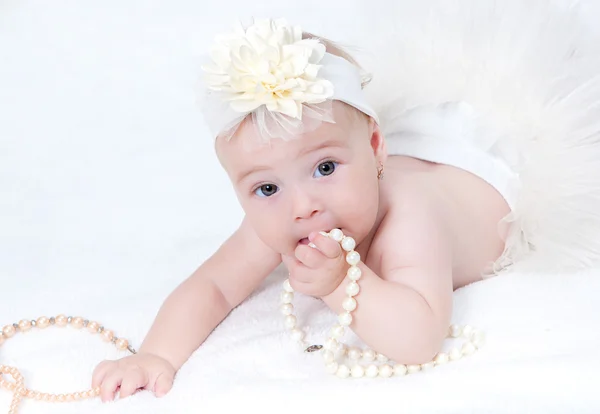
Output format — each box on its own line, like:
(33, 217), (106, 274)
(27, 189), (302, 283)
(387, 321), (448, 365)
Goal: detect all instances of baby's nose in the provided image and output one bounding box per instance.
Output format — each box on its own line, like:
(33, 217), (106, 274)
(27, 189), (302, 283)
(292, 190), (323, 221)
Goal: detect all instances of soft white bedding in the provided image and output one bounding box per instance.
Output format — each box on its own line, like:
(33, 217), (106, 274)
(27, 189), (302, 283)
(2, 1), (599, 413)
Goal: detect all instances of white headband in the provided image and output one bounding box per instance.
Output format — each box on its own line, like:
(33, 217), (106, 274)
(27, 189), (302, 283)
(197, 18), (379, 142)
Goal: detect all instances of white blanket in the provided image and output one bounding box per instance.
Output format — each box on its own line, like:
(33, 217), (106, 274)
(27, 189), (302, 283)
(2, 1), (600, 413)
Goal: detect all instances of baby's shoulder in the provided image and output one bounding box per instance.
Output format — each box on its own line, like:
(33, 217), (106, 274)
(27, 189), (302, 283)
(371, 183), (452, 273)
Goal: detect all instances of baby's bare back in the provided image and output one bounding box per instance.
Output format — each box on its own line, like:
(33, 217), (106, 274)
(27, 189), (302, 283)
(376, 155), (511, 289)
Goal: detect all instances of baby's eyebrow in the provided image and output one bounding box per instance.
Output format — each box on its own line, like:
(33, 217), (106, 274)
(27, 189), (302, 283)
(236, 165), (272, 184)
(298, 139), (346, 157)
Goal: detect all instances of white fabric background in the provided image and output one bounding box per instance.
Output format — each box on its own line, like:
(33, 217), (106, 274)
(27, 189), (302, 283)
(1, 1), (599, 413)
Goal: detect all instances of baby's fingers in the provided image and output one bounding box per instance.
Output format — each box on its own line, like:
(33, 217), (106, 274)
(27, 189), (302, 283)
(118, 368), (148, 399)
(151, 372), (175, 397)
(308, 231), (342, 259)
(92, 360), (114, 389)
(100, 370), (123, 402)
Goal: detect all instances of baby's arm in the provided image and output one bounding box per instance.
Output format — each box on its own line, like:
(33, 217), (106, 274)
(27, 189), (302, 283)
(138, 215), (282, 369)
(93, 216), (281, 400)
(321, 203), (454, 365)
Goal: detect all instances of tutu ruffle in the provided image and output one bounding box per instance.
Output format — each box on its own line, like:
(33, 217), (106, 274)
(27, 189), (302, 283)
(354, 1), (600, 274)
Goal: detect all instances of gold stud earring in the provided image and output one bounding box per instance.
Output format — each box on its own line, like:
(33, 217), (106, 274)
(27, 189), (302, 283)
(377, 162), (384, 180)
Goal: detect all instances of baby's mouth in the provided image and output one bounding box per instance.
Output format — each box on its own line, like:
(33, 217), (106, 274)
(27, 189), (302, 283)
(298, 237), (309, 245)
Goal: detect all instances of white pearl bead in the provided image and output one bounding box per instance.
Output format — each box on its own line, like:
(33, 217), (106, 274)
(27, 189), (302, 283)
(280, 303), (293, 315)
(347, 266), (362, 281)
(351, 365), (365, 378)
(471, 330), (486, 348)
(407, 365), (421, 374)
(322, 350), (335, 364)
(347, 347), (362, 360)
(341, 236), (356, 252)
(290, 328), (304, 341)
(393, 364), (408, 376)
(346, 282), (360, 297)
(342, 297), (357, 312)
(421, 362), (435, 370)
(365, 364), (379, 378)
(326, 362), (339, 374)
(449, 324), (462, 338)
(284, 315), (297, 329)
(336, 364), (351, 378)
(330, 324), (345, 339)
(346, 251), (361, 266)
(283, 279), (294, 293)
(434, 352), (449, 365)
(329, 229), (344, 242)
(325, 338), (338, 351)
(379, 364), (393, 378)
(334, 344), (347, 359)
(461, 342), (476, 356)
(462, 325), (474, 338)
(362, 349), (376, 362)
(338, 312), (353, 326)
(280, 292), (293, 304)
(449, 348), (462, 360)
(376, 353), (389, 363)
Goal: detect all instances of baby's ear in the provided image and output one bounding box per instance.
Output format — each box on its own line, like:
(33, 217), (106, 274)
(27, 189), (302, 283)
(369, 120), (387, 163)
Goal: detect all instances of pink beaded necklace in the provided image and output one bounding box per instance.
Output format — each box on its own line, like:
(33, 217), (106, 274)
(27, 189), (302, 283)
(0, 315), (134, 413)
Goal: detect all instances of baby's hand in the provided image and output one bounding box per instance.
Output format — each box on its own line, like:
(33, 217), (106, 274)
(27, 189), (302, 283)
(92, 352), (176, 402)
(282, 230), (349, 297)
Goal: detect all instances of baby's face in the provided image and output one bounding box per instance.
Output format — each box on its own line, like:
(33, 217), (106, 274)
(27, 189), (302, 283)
(217, 101), (385, 256)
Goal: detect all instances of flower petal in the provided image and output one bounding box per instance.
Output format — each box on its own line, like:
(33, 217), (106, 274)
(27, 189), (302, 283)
(230, 98), (263, 113)
(275, 99), (302, 119)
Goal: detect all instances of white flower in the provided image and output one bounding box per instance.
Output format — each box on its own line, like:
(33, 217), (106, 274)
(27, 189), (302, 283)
(202, 18), (334, 120)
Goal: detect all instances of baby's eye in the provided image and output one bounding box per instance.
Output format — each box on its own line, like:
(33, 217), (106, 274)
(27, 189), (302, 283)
(254, 183), (279, 197)
(314, 161), (338, 178)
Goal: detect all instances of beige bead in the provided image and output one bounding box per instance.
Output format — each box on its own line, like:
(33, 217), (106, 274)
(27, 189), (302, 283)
(434, 352), (449, 365)
(36, 317), (50, 329)
(2, 325), (16, 338)
(18, 320), (32, 332)
(462, 325), (474, 338)
(449, 347), (462, 360)
(87, 321), (100, 333)
(461, 342), (476, 356)
(102, 329), (115, 342)
(115, 338), (129, 350)
(393, 364), (408, 376)
(421, 361), (435, 370)
(407, 364), (421, 374)
(70, 317), (84, 329)
(379, 364), (394, 378)
(449, 324), (462, 338)
(55, 315), (68, 327)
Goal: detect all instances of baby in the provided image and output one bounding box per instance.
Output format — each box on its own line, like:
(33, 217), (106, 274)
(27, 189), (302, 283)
(91, 19), (521, 401)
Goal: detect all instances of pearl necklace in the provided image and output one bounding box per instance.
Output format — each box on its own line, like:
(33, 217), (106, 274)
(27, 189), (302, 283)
(0, 315), (135, 414)
(280, 229), (485, 378)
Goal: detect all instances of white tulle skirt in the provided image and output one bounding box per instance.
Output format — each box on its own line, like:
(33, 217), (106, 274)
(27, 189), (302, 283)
(354, 1), (600, 275)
